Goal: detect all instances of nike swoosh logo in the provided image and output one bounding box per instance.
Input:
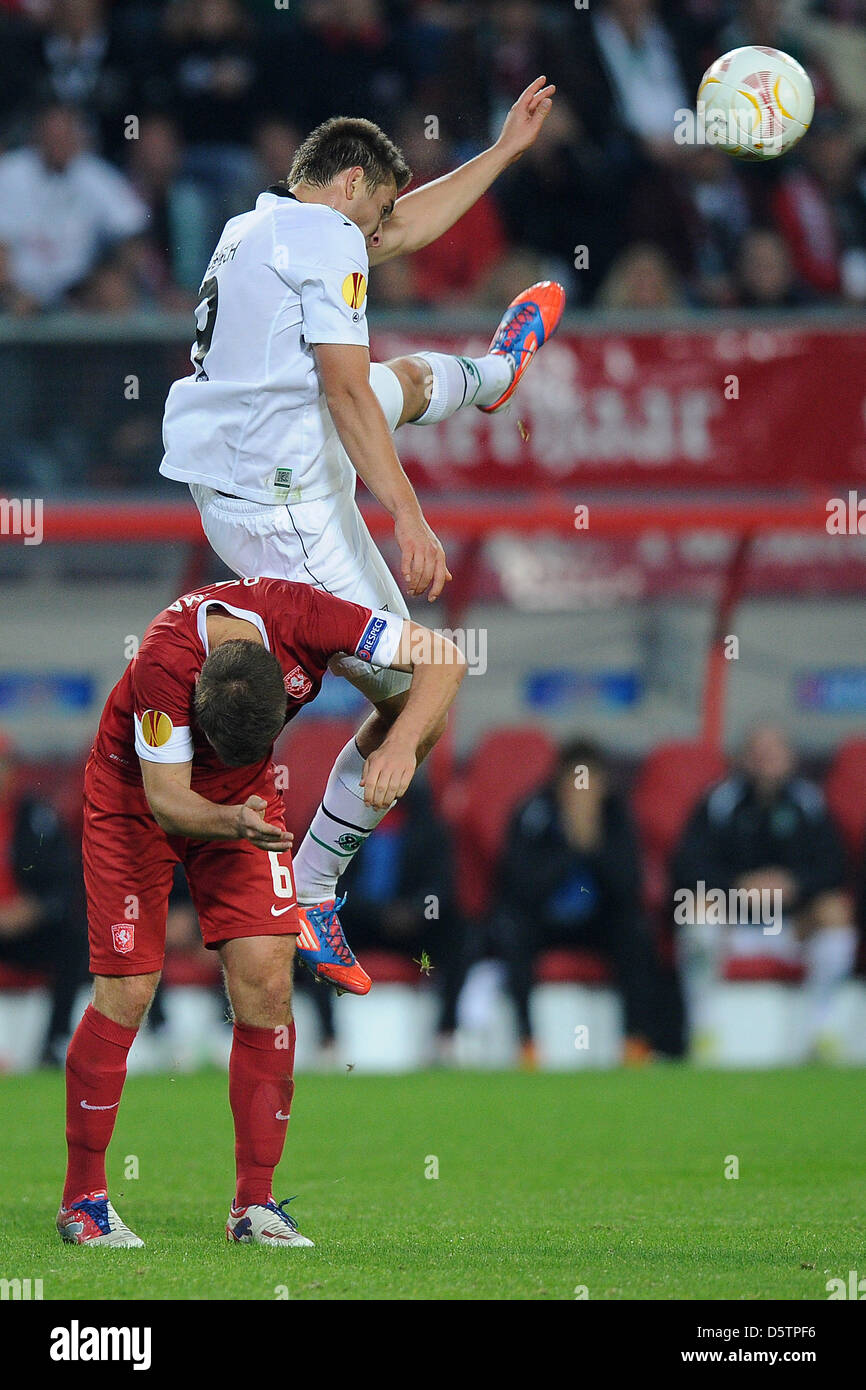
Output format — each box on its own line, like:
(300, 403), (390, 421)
(275, 1110), (292, 1121)
(271, 904), (295, 917)
(80, 1100), (120, 1111)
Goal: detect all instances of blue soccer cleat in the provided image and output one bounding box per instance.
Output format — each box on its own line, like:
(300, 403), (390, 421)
(295, 895), (371, 995)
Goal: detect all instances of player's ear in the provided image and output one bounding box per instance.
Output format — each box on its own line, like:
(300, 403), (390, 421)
(345, 166), (365, 201)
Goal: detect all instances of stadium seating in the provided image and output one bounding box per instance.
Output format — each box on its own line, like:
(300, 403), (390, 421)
(632, 740), (728, 916)
(450, 724), (558, 920)
(530, 949), (622, 1069)
(275, 716), (358, 840)
(825, 737), (866, 866)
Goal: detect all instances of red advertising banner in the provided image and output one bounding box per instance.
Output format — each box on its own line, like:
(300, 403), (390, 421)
(370, 326), (866, 491)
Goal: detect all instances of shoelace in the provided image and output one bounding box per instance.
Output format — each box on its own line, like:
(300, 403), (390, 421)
(312, 895), (351, 965)
(496, 302), (538, 358)
(269, 1197), (301, 1233)
(73, 1196), (112, 1236)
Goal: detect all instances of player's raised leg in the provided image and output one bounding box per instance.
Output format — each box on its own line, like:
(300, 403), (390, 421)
(58, 973), (157, 1247)
(292, 688), (449, 986)
(221, 933), (314, 1247)
(375, 279), (566, 428)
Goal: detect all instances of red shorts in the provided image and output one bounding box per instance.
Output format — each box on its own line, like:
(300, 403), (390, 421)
(83, 754), (300, 976)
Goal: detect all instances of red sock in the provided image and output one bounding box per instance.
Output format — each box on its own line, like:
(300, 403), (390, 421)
(230, 1020), (295, 1209)
(63, 1004), (137, 1205)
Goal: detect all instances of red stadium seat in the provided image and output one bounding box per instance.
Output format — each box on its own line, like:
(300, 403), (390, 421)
(632, 740), (728, 913)
(722, 956), (805, 985)
(534, 948), (613, 985)
(273, 717), (357, 841)
(453, 725), (558, 919)
(825, 737), (866, 865)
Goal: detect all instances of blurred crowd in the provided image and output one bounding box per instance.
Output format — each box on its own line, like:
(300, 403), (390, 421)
(3, 719), (864, 1068)
(0, 0), (865, 316)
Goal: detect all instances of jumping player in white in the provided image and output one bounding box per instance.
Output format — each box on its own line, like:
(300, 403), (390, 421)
(160, 78), (565, 993)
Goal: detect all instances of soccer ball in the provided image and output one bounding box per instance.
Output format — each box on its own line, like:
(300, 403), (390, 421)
(697, 45), (814, 160)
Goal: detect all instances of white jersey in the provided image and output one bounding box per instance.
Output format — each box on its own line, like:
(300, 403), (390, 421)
(160, 188), (371, 505)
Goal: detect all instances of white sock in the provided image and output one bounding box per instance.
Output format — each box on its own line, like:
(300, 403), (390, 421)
(412, 351), (514, 423)
(802, 924), (857, 1038)
(292, 738), (391, 904)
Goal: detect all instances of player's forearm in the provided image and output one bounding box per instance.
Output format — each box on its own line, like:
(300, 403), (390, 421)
(389, 636), (467, 752)
(146, 784), (242, 841)
(376, 144), (511, 263)
(327, 381), (423, 522)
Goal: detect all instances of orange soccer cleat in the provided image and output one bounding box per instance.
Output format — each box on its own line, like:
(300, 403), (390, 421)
(476, 279), (566, 414)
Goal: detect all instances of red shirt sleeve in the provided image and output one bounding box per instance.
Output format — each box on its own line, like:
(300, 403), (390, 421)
(293, 586), (404, 671)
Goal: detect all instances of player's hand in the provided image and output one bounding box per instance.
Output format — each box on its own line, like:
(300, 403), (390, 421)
(360, 738), (418, 810)
(394, 508), (452, 602)
(495, 76), (556, 162)
(234, 796), (293, 852)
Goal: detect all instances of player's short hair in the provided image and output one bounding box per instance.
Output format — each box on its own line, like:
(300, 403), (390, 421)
(194, 640), (287, 768)
(288, 116), (411, 193)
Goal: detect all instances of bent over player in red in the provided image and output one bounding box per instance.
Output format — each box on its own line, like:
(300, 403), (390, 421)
(58, 576), (465, 1247)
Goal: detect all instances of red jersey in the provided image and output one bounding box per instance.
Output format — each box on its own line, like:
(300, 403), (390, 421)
(93, 577), (403, 796)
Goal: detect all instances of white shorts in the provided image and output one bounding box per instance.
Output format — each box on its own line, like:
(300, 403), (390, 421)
(190, 483), (411, 701)
(188, 361), (410, 701)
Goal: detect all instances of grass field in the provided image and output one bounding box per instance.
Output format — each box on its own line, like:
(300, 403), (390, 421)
(5, 1065), (865, 1301)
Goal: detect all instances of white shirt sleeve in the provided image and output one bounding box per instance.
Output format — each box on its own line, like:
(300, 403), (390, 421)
(274, 207), (370, 348)
(134, 712), (194, 764)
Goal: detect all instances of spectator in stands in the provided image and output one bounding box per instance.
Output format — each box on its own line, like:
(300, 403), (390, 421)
(0, 103), (147, 308)
(586, 0), (691, 167)
(718, 0), (807, 68)
(595, 241), (686, 309)
(390, 110), (507, 307)
(338, 774), (465, 1044)
(678, 147), (753, 306)
(125, 113), (212, 298)
(493, 97), (627, 302)
(161, 0), (263, 229)
(772, 111), (866, 301)
(0, 732), (85, 1065)
(265, 0), (402, 135)
(794, 0), (866, 153)
(733, 227), (810, 307)
(491, 738), (659, 1066)
(674, 721), (858, 1053)
(0, 0), (157, 157)
(225, 116), (303, 217)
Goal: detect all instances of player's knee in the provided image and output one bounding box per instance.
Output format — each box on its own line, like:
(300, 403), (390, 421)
(233, 974), (293, 1028)
(93, 972), (160, 1031)
(222, 936), (295, 1026)
(385, 355), (431, 425)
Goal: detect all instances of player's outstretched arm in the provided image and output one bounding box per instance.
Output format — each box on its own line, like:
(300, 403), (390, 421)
(369, 76), (555, 266)
(315, 341), (452, 601)
(140, 760), (292, 851)
(359, 620), (467, 809)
